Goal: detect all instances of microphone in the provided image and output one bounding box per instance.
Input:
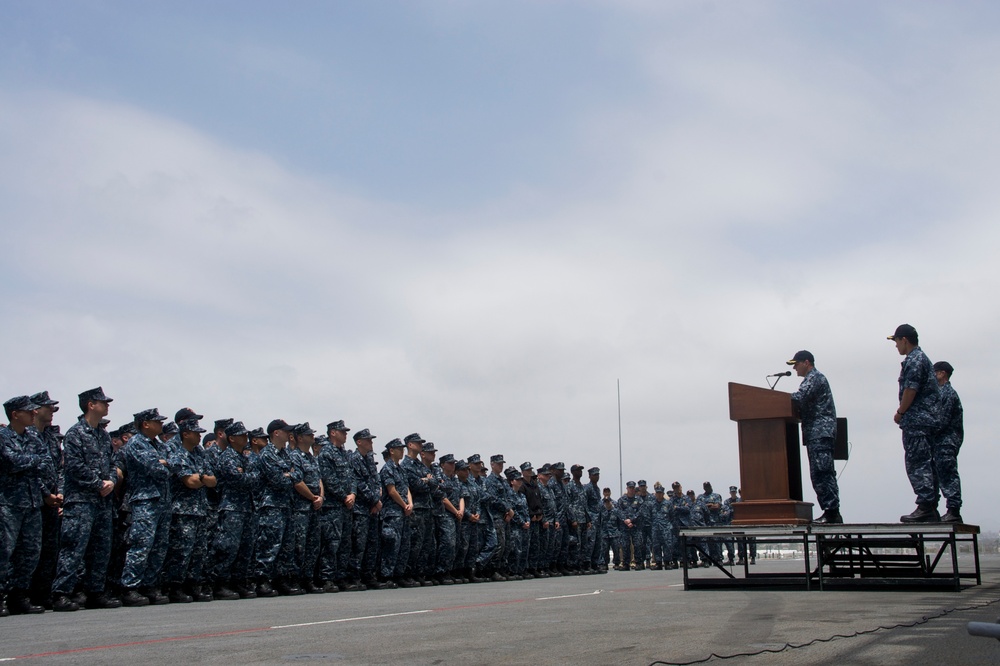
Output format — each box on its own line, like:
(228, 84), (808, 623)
(767, 371), (792, 377)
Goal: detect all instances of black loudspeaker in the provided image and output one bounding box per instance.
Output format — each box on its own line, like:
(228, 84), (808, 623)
(834, 417), (849, 460)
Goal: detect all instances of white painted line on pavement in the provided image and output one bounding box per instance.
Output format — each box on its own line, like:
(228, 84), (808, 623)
(272, 609), (433, 629)
(535, 589), (602, 601)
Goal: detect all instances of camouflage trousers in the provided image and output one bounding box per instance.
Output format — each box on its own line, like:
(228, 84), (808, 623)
(164, 513), (207, 585)
(318, 505), (348, 582)
(379, 513), (410, 579)
(649, 523), (675, 565)
(433, 512), (458, 575)
(508, 525), (529, 573)
(52, 500), (113, 595)
(543, 523), (560, 568)
(30, 505), (60, 604)
(902, 428), (938, 507)
(620, 526), (644, 566)
(604, 533), (621, 566)
(0, 504), (41, 592)
(489, 512), (509, 571)
(405, 508), (435, 577)
(528, 522), (543, 569)
(475, 514), (497, 568)
(933, 434), (963, 511)
(253, 507), (289, 580)
(211, 510), (254, 585)
(806, 436), (840, 511)
(459, 520), (482, 569)
(282, 509), (319, 581)
(582, 520), (603, 567)
(347, 511), (379, 580)
(121, 498), (171, 590)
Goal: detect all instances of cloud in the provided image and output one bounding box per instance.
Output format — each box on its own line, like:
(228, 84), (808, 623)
(1, 3), (999, 530)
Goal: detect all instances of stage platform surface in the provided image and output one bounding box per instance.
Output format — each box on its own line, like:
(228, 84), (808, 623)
(679, 522), (981, 592)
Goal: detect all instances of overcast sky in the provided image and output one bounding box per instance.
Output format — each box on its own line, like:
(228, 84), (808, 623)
(2, 2), (997, 530)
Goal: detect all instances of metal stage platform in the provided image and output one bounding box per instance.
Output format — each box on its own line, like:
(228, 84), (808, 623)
(679, 522), (981, 592)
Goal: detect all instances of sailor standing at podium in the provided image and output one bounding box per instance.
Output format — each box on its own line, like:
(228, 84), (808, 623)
(787, 350), (842, 524)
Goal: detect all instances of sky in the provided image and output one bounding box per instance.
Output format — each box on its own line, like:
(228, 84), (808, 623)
(1, 1), (998, 530)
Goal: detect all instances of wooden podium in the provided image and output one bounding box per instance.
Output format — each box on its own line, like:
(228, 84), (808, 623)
(729, 382), (813, 525)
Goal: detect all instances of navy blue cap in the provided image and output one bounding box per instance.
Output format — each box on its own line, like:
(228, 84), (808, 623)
(654, 483), (665, 492)
(293, 422), (316, 436)
(214, 418), (234, 431)
(729, 485), (738, 492)
(504, 467), (520, 481)
(178, 418), (206, 433)
(455, 459), (470, 470)
(934, 361), (954, 375)
(538, 464), (551, 474)
(4, 396), (40, 412)
(226, 421), (249, 437)
(888, 324), (918, 341)
(439, 453), (455, 464)
(467, 454), (482, 464)
(520, 461), (533, 471)
(121, 422), (137, 436)
(490, 454), (504, 464)
(266, 419), (294, 435)
(404, 433), (426, 445)
(626, 480), (636, 488)
(637, 479), (647, 487)
(29, 391), (59, 409)
(552, 461), (565, 470)
(353, 428), (375, 441)
(174, 407), (204, 422)
(327, 420), (350, 432)
(386, 438), (404, 449)
(134, 408), (167, 423)
(786, 350), (814, 365)
(249, 427), (268, 440)
(79, 386), (113, 403)
(421, 441), (437, 453)
(161, 421), (179, 435)
(588, 467), (600, 476)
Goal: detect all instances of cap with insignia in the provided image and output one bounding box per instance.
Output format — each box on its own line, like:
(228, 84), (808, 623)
(490, 454), (505, 464)
(421, 441), (437, 453)
(353, 428), (375, 441)
(552, 461), (565, 471)
(161, 421), (179, 436)
(588, 467), (600, 476)
(653, 483), (665, 492)
(249, 427), (268, 440)
(214, 418), (234, 432)
(386, 438), (404, 449)
(571, 464), (583, 472)
(293, 422), (316, 436)
(729, 485), (738, 492)
(178, 418), (206, 433)
(266, 419), (294, 435)
(455, 459), (470, 470)
(520, 461), (533, 471)
(626, 480), (637, 488)
(404, 433), (426, 445)
(327, 420), (350, 432)
(637, 479), (647, 487)
(29, 391), (59, 411)
(174, 407), (204, 422)
(79, 386), (113, 403)
(504, 467), (520, 481)
(439, 453), (455, 464)
(4, 396), (40, 412)
(134, 408), (167, 423)
(467, 454), (482, 464)
(226, 421), (249, 437)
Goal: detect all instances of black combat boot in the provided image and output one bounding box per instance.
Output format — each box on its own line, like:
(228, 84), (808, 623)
(900, 505), (940, 523)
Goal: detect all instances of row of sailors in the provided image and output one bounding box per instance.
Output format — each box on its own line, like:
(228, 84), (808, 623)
(3, 388), (619, 616)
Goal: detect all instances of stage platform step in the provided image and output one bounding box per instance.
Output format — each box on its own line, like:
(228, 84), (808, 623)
(678, 522), (981, 592)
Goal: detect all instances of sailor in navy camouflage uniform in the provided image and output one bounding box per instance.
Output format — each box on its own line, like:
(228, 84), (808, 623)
(582, 468), (604, 571)
(347, 429), (382, 590)
(0, 396), (51, 616)
(485, 454), (515, 579)
(27, 391), (64, 609)
(601, 496), (623, 569)
(433, 454), (462, 583)
(932, 361), (965, 523)
(163, 417), (215, 603)
(316, 420), (355, 591)
(119, 408), (173, 607)
(536, 465), (559, 573)
(889, 324), (941, 523)
(210, 421), (256, 600)
(506, 467), (530, 577)
(647, 483), (675, 570)
(617, 481), (643, 570)
(287, 422), (324, 593)
(50, 388), (119, 612)
(379, 438), (411, 587)
(401, 433), (436, 584)
(788, 350), (842, 524)
(253, 419), (299, 596)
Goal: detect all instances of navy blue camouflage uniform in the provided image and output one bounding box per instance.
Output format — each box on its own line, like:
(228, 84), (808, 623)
(316, 437), (356, 584)
(0, 422), (49, 600)
(379, 457), (410, 580)
(791, 368), (840, 512)
(120, 430), (173, 592)
(933, 379), (964, 511)
(898, 346), (940, 508)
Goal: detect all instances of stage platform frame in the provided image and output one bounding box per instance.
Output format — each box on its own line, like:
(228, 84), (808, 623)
(678, 522), (981, 592)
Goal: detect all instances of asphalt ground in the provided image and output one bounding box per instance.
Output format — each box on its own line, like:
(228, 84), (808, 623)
(2, 553), (998, 665)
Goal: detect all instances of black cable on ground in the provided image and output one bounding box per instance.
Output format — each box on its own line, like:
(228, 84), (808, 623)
(649, 595), (1000, 665)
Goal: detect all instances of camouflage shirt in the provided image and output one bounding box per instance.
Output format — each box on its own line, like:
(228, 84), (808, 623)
(791, 367), (837, 441)
(898, 346), (939, 431)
